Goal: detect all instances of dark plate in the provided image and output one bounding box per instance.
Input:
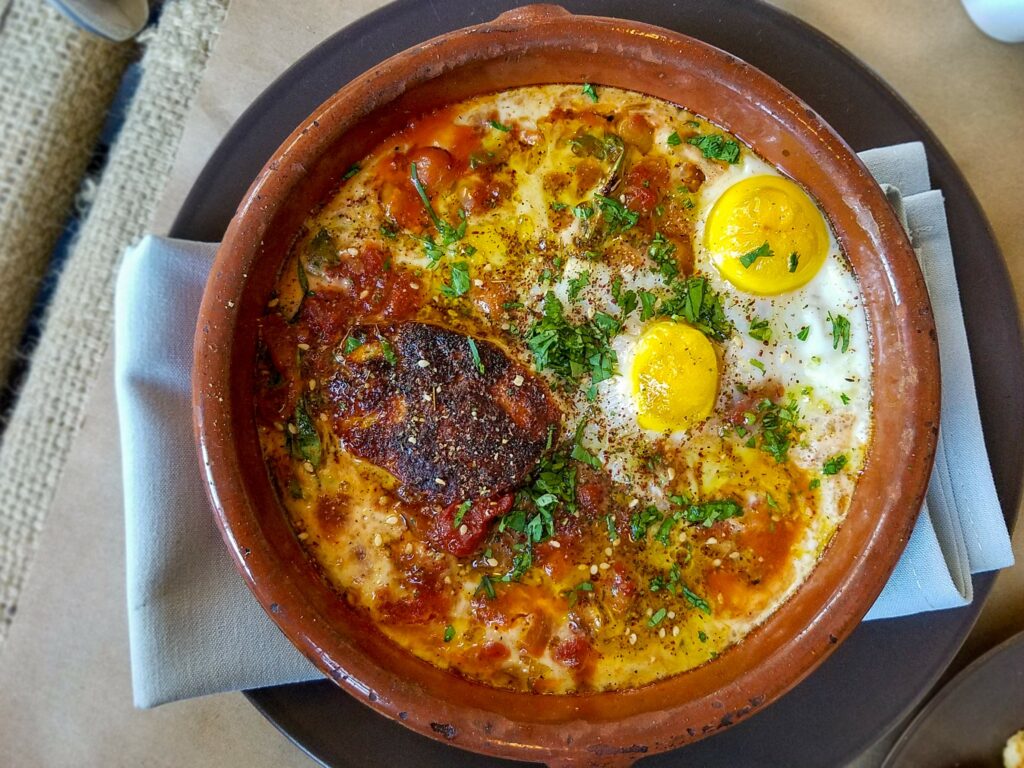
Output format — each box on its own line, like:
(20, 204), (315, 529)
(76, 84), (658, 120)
(883, 630), (1024, 767)
(169, 0), (1024, 765)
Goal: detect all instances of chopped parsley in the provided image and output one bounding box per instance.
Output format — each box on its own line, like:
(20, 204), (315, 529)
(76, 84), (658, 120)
(739, 241), (773, 269)
(524, 291), (618, 394)
(582, 82), (599, 102)
(796, 325), (811, 341)
(647, 232), (679, 284)
(828, 312), (851, 353)
(822, 454), (848, 475)
(476, 575), (497, 600)
(788, 252), (800, 273)
(648, 607), (668, 627)
(549, 200), (568, 212)
(649, 563), (682, 593)
(683, 585), (712, 614)
(440, 261), (471, 298)
(749, 318), (772, 343)
(409, 162), (467, 266)
(443, 625), (455, 643)
(687, 133), (741, 164)
(749, 397), (803, 463)
(342, 163), (360, 180)
(749, 358), (766, 374)
(809, 478), (821, 490)
(488, 118), (511, 132)
(467, 337), (484, 374)
(684, 499), (744, 527)
(840, 393), (851, 405)
(306, 228), (338, 269)
(453, 500), (472, 529)
(502, 300), (524, 311)
(573, 202), (594, 220)
(567, 271), (591, 302)
(595, 194), (639, 232)
(379, 223), (398, 240)
(657, 276), (733, 342)
(666, 131), (682, 147)
(379, 338), (397, 365)
(569, 422), (601, 469)
(638, 290), (658, 321)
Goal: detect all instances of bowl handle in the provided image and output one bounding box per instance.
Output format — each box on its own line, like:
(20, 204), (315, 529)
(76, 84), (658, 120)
(493, 4), (572, 25)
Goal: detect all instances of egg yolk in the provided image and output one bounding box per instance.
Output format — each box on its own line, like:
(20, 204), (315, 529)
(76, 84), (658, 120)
(704, 175), (829, 295)
(631, 321), (718, 433)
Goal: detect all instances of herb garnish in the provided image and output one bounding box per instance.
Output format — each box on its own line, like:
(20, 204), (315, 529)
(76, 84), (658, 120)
(582, 83), (599, 102)
(573, 202), (594, 220)
(822, 454), (848, 475)
(749, 318), (772, 343)
(379, 338), (397, 365)
(647, 232), (679, 284)
(409, 162), (467, 267)
(788, 252), (800, 272)
(476, 575), (497, 600)
(567, 271), (591, 302)
(657, 276), (733, 342)
(638, 290), (658, 321)
(683, 585), (712, 614)
(488, 118), (511, 132)
(739, 241), (773, 269)
(440, 261), (471, 298)
(291, 398), (321, 469)
(748, 397), (803, 463)
(629, 505), (663, 541)
(595, 194), (639, 232)
(796, 325), (810, 341)
(342, 163), (360, 180)
(687, 133), (741, 164)
(666, 131), (682, 147)
(453, 500), (472, 529)
(466, 337), (484, 374)
(828, 312), (851, 352)
(343, 335), (363, 355)
(443, 625), (456, 642)
(648, 607), (668, 627)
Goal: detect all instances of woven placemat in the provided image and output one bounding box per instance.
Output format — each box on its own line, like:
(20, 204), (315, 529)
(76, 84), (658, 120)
(0, 0), (228, 643)
(0, 1), (131, 391)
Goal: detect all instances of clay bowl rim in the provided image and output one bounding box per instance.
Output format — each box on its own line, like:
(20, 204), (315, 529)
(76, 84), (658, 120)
(192, 4), (940, 766)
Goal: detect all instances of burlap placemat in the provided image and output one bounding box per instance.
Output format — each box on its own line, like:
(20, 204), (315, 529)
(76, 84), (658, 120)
(0, 1), (131, 389)
(0, 0), (228, 643)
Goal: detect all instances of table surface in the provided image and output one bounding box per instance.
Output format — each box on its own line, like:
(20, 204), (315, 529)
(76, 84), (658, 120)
(1, 1), (1021, 766)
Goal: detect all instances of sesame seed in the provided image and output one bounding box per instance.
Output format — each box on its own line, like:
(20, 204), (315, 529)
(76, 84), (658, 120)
(678, 532), (687, 543)
(404, 543), (413, 554)
(319, 413), (328, 422)
(729, 551), (741, 560)
(273, 421), (284, 432)
(666, 468), (676, 480)
(628, 498), (639, 509)
(629, 633), (637, 645)
(303, 461), (314, 473)
(226, 300), (235, 308)
(613, 538), (621, 547)
(771, 515), (781, 522)
(297, 343), (310, 351)
(713, 558), (722, 567)
(372, 534), (383, 547)
(672, 625), (680, 637)
(308, 379), (317, 391)
(658, 627), (666, 638)
(435, 478), (446, 486)
(646, 607), (654, 617)
(549, 540), (561, 549)
(512, 374), (524, 387)
(443, 575), (451, 585)
(459, 524), (469, 536)
(667, 611), (676, 619)
(408, 436), (417, 444)
(473, 279), (484, 287)
(297, 532), (309, 540)
(758, 556), (765, 563)
(417, 359), (430, 368)
(359, 289), (370, 299)
(385, 515), (398, 525)
(378, 496), (388, 505)
(287, 423), (298, 435)
(267, 298), (279, 308)
(487, 558), (499, 567)
(590, 564), (599, 575)
(599, 562), (610, 571)
(706, 537), (718, 545)
(604, 547), (612, 557)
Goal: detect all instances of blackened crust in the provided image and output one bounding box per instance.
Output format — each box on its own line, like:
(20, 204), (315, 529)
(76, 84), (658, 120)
(326, 322), (561, 504)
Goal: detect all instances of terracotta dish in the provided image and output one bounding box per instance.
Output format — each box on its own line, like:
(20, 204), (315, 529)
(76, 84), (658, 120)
(193, 5), (940, 765)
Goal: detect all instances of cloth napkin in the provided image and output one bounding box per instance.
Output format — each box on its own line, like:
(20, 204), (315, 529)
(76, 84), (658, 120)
(115, 142), (1013, 708)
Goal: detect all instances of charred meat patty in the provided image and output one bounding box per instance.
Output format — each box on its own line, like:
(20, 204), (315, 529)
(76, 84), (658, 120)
(325, 322), (561, 505)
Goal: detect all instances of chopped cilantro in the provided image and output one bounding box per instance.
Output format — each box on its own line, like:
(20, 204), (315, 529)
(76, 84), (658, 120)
(683, 585), (712, 614)
(440, 261), (471, 298)
(488, 118), (511, 132)
(657, 276), (733, 342)
(648, 607), (668, 627)
(343, 335), (363, 355)
(524, 291), (618, 391)
(750, 358), (766, 374)
(739, 241), (773, 269)
(569, 422), (601, 469)
(550, 200), (568, 212)
(443, 625), (455, 643)
(666, 131), (682, 147)
(687, 133), (741, 163)
(567, 271), (591, 302)
(409, 162), (467, 266)
(290, 398), (321, 469)
(467, 337), (484, 374)
(788, 252), (800, 272)
(638, 290), (658, 321)
(750, 397), (803, 463)
(810, 478), (821, 490)
(828, 312), (851, 352)
(822, 454), (848, 475)
(796, 325), (811, 341)
(749, 318), (772, 342)
(698, 630), (708, 642)
(840, 393), (851, 405)
(595, 194), (640, 232)
(629, 505), (663, 542)
(453, 500), (472, 529)
(582, 82), (599, 102)
(573, 202), (594, 220)
(647, 232), (678, 284)
(685, 499), (743, 527)
(296, 256), (311, 295)
(605, 513), (618, 541)
(649, 563), (682, 594)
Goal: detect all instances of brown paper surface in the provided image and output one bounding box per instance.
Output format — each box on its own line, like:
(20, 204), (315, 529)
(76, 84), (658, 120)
(2, 1), (1021, 765)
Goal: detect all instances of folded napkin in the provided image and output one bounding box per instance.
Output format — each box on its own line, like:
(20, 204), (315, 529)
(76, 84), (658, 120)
(115, 142), (1013, 708)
